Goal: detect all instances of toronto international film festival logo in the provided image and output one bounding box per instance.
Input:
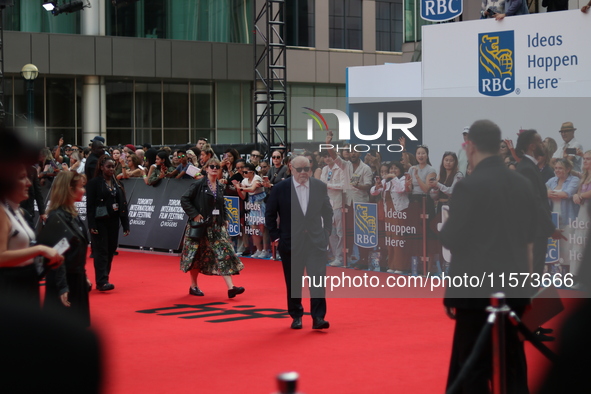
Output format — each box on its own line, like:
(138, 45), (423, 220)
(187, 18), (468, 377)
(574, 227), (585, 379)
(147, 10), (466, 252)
(479, 30), (515, 97)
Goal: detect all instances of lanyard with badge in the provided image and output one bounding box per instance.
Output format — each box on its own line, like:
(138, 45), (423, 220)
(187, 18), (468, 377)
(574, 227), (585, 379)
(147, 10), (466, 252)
(208, 179), (220, 216)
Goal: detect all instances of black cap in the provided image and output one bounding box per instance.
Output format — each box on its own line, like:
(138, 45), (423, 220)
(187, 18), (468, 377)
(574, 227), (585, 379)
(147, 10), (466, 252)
(90, 136), (105, 144)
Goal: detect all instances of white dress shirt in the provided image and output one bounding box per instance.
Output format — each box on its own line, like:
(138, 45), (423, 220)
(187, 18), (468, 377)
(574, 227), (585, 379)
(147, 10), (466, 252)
(293, 176), (310, 216)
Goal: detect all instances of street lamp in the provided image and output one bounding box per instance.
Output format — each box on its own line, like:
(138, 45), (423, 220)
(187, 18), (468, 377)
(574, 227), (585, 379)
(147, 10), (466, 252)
(21, 64), (38, 137)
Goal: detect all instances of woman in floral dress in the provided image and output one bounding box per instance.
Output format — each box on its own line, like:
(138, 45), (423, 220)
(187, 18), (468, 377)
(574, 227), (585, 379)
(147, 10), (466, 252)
(180, 158), (245, 298)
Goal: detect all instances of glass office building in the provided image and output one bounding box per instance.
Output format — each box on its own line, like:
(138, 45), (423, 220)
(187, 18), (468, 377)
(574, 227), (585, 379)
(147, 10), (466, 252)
(1, 0), (468, 147)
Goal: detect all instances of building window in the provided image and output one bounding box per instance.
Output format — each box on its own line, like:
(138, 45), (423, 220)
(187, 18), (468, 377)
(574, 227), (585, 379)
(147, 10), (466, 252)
(106, 0), (253, 43)
(3, 0), (80, 34)
(286, 0), (315, 47)
(404, 0), (431, 42)
(376, 0), (403, 52)
(329, 0), (362, 50)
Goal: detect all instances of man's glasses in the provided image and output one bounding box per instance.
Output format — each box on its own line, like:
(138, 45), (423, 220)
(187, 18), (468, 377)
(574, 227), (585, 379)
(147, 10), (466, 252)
(327, 171), (333, 181)
(242, 170), (252, 175)
(209, 164), (221, 170)
(177, 155), (186, 158)
(251, 154), (261, 158)
(293, 166), (311, 173)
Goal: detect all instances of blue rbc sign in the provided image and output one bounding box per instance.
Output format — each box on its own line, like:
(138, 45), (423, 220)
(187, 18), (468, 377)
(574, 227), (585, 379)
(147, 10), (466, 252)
(478, 31), (515, 97)
(421, 0), (462, 22)
(353, 202), (378, 248)
(224, 196), (241, 237)
(546, 212), (560, 264)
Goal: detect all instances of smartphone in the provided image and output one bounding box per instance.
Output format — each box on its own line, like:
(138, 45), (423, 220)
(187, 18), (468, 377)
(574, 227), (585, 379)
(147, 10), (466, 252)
(565, 148), (576, 155)
(486, 8), (495, 15)
(121, 151), (127, 161)
(263, 176), (269, 182)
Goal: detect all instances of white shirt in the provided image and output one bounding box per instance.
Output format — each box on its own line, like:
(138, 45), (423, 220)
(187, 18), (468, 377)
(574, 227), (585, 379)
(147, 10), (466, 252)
(553, 137), (583, 172)
(334, 156), (372, 204)
(320, 162), (345, 209)
(292, 177), (310, 216)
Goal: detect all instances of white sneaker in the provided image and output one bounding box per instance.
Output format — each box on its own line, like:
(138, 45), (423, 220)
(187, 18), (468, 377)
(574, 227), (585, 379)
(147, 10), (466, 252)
(258, 250), (271, 259)
(275, 251), (281, 260)
(251, 250), (263, 258)
(329, 259), (344, 267)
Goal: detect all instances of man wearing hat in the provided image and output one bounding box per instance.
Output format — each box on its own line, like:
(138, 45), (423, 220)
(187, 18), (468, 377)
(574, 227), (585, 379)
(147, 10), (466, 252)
(457, 127), (470, 176)
(86, 138), (105, 180)
(90, 135), (105, 145)
(553, 122), (583, 172)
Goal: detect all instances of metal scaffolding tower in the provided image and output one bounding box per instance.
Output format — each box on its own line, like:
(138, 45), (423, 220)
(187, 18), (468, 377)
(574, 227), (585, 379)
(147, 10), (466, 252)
(253, 0), (287, 152)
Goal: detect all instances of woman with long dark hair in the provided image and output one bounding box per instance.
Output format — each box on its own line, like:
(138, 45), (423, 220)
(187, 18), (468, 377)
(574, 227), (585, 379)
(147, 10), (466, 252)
(180, 158), (245, 297)
(86, 156), (130, 291)
(43, 171), (91, 326)
(146, 151), (175, 186)
(430, 152), (464, 213)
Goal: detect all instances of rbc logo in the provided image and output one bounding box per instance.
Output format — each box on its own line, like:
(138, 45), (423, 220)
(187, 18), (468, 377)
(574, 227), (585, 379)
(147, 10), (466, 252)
(353, 203), (378, 248)
(224, 196), (240, 237)
(421, 0), (462, 22)
(478, 31), (515, 97)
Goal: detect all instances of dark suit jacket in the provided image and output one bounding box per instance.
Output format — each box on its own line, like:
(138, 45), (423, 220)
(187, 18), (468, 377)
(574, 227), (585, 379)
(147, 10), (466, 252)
(516, 156), (555, 238)
(265, 177), (333, 253)
(440, 156), (537, 309)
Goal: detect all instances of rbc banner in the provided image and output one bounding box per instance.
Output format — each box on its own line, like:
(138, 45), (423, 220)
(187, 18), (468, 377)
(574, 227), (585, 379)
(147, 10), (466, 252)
(354, 202), (378, 248)
(224, 196), (241, 237)
(546, 212), (560, 264)
(421, 0), (462, 22)
(478, 30), (515, 97)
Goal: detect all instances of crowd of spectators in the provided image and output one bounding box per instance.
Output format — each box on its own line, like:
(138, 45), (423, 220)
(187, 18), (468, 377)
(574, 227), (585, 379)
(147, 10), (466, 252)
(28, 120), (589, 278)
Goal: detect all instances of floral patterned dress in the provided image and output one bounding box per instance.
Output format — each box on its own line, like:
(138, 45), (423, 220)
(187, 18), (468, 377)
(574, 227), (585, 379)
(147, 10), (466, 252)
(180, 223), (244, 275)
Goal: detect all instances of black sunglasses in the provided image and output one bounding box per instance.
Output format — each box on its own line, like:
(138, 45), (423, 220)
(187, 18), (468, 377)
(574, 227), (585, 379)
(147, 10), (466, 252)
(272, 156), (281, 159)
(177, 155), (186, 158)
(294, 166), (311, 173)
(209, 164), (221, 170)
(242, 170), (252, 174)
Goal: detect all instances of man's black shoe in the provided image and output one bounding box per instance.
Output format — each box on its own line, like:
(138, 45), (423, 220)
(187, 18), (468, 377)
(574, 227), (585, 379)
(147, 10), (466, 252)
(312, 317), (330, 329)
(189, 287), (204, 296)
(291, 317), (302, 329)
(97, 283), (115, 291)
(228, 286), (245, 298)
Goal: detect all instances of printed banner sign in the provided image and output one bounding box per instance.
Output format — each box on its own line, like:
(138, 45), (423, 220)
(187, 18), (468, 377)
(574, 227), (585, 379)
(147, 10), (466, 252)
(224, 196), (241, 237)
(478, 30), (515, 97)
(546, 212), (560, 264)
(421, 0), (462, 22)
(353, 202), (378, 248)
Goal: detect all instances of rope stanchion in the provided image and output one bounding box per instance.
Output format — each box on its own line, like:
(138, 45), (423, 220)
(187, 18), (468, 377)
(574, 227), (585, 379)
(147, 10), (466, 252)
(507, 311), (559, 363)
(445, 315), (494, 394)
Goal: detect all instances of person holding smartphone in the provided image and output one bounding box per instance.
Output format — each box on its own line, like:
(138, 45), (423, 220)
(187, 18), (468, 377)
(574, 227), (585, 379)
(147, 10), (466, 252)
(553, 122), (583, 173)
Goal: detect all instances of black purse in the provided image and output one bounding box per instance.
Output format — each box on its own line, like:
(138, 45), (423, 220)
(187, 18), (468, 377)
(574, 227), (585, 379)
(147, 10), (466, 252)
(95, 204), (109, 219)
(188, 218), (210, 240)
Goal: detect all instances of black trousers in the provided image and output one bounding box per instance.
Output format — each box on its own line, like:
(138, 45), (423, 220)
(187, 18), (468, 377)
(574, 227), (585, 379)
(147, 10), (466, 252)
(446, 307), (529, 394)
(90, 217), (120, 286)
(279, 244), (327, 319)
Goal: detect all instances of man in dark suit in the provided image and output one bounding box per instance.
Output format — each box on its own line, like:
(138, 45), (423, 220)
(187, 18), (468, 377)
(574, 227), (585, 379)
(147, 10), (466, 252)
(85, 137), (105, 181)
(265, 155), (333, 329)
(515, 130), (565, 277)
(439, 120), (537, 393)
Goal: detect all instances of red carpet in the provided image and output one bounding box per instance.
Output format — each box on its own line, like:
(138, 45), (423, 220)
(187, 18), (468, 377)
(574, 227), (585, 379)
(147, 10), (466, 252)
(84, 251), (579, 394)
